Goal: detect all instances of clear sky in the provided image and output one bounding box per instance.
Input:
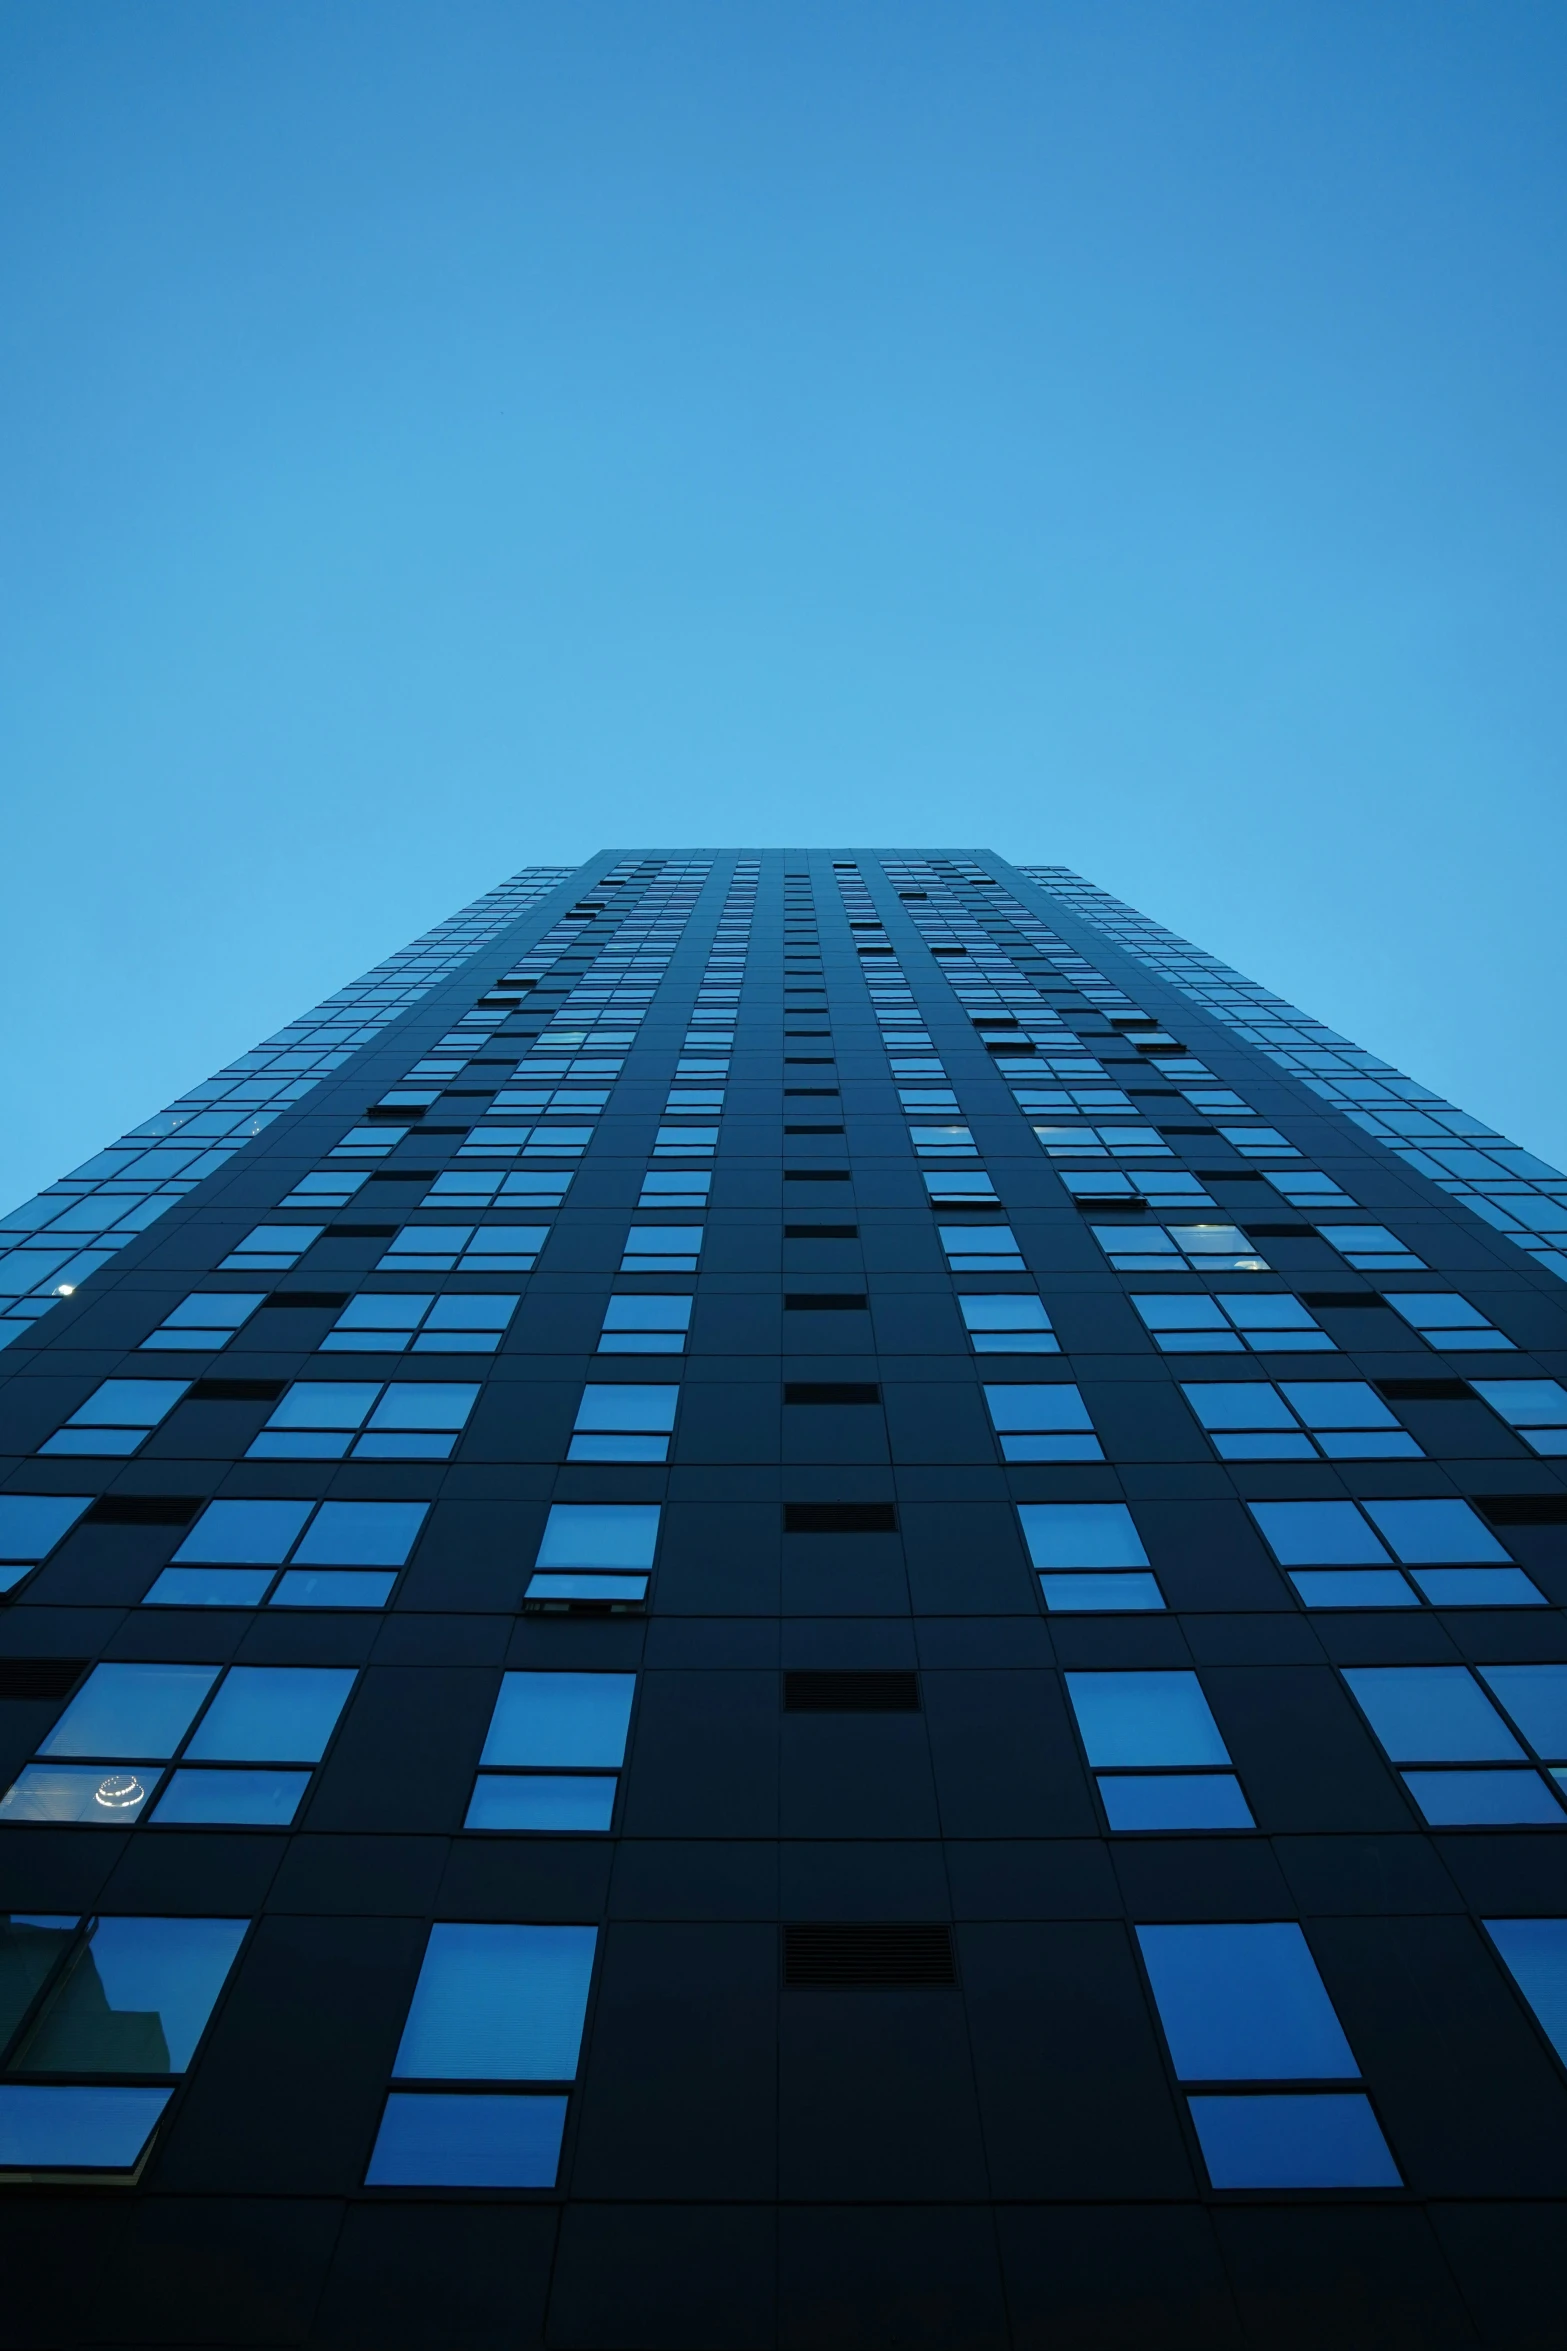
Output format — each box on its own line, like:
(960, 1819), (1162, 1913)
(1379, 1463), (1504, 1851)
(3, 1), (1564, 1211)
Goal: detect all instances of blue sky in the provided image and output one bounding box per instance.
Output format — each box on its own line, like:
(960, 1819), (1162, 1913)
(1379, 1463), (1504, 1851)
(3, 1), (1564, 1210)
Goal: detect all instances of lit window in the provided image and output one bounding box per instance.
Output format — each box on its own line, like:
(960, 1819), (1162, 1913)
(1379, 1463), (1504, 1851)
(1470, 1380), (1567, 1454)
(1249, 1497), (1539, 1610)
(39, 1381), (189, 1458)
(938, 1223), (1023, 1271)
(1383, 1292), (1513, 1351)
(0, 1914), (247, 2177)
(568, 1385), (679, 1463)
(620, 1225), (703, 1274)
(146, 1497), (427, 1610)
(1319, 1223), (1424, 1271)
(0, 1661), (354, 1828)
(1343, 1664), (1567, 1824)
(638, 1171), (710, 1209)
(246, 1381), (477, 1462)
(1137, 1922), (1398, 2188)
(982, 1384), (1100, 1462)
(378, 1225), (546, 1274)
(321, 1295), (517, 1354)
(525, 1503), (658, 1612)
(466, 1673), (634, 1831)
(1182, 1380), (1420, 1460)
(1132, 1293), (1333, 1353)
(1016, 1501), (1163, 1613)
(957, 1295), (1058, 1354)
(598, 1296), (691, 1354)
(366, 1923), (597, 2187)
(140, 1294), (263, 1351)
(278, 1171), (368, 1211)
(1067, 1672), (1250, 1829)
(1093, 1224), (1267, 1274)
(427, 1170), (572, 1210)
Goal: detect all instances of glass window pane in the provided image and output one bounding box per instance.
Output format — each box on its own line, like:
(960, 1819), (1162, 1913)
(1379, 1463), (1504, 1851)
(64, 1381), (187, 1428)
(1280, 1382), (1398, 1430)
(984, 1385), (1092, 1431)
(0, 1496), (90, 1562)
(1343, 1666), (1522, 1760)
(1477, 1667), (1567, 1759)
(183, 1668), (356, 1762)
(1188, 2093), (1399, 2189)
(11, 1917), (247, 2074)
(1472, 1380), (1567, 1427)
(0, 2084), (172, 2171)
(480, 1674), (634, 1768)
(292, 1502), (427, 1566)
(1039, 1573), (1164, 1613)
(1485, 1917), (1567, 2063)
(602, 1297), (691, 1332)
(422, 1296), (516, 1332)
(536, 1505), (659, 1570)
(1068, 1673), (1230, 1767)
(1411, 1568), (1544, 1607)
(152, 1770), (309, 1826)
(1018, 1503), (1147, 1569)
(269, 1569), (397, 1608)
(1362, 1498), (1509, 1564)
(365, 2091), (566, 2187)
(573, 1387), (679, 1434)
(0, 1765), (163, 1824)
(1402, 1770), (1562, 1825)
(265, 1384), (379, 1431)
(366, 1384), (478, 1432)
(465, 1777), (616, 1831)
(0, 1916), (78, 2044)
(1136, 1922), (1358, 2079)
(391, 1923), (596, 2081)
(1290, 1570), (1417, 1609)
(1183, 1384), (1296, 1430)
(1248, 1503), (1390, 1565)
(334, 1297), (428, 1331)
(1100, 1775), (1253, 1829)
(959, 1296), (1050, 1332)
(37, 1665), (218, 1760)
(146, 1568), (274, 1608)
(173, 1500), (314, 1565)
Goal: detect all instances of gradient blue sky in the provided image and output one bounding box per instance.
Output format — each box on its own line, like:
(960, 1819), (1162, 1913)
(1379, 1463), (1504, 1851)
(3, 2), (1564, 1210)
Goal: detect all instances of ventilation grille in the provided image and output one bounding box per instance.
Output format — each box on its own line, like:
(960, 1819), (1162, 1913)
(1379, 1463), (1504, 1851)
(784, 1503), (898, 1534)
(370, 1170), (436, 1183)
(187, 1379), (287, 1404)
(784, 1923), (955, 1986)
(1376, 1378), (1474, 1402)
(0, 1659), (86, 1701)
(1479, 1495), (1567, 1526)
(784, 1294), (868, 1312)
(784, 1670), (919, 1713)
(785, 1225), (858, 1240)
(261, 1293), (350, 1310)
(785, 1384), (880, 1406)
(784, 1170), (851, 1183)
(83, 1496), (201, 1527)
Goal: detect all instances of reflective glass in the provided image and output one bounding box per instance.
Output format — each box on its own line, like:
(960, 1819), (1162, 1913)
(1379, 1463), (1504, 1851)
(37, 1665), (218, 1760)
(465, 1777), (616, 1831)
(0, 1765), (163, 1824)
(366, 2091), (567, 2187)
(11, 1916), (247, 2073)
(1411, 1568), (1544, 1607)
(1485, 1917), (1567, 2062)
(1403, 1770), (1562, 1825)
(1479, 1665), (1567, 1757)
(1100, 1775), (1253, 1830)
(270, 1569), (397, 1608)
(1188, 2093), (1399, 2188)
(0, 2084), (172, 2171)
(1249, 1503), (1390, 1565)
(536, 1505), (659, 1570)
(1018, 1503), (1147, 1568)
(480, 1674), (634, 1767)
(0, 1916), (77, 2042)
(1290, 1570), (1416, 1609)
(184, 1668), (355, 1762)
(145, 1568), (273, 1607)
(1039, 1572), (1165, 1612)
(1363, 1498), (1509, 1564)
(152, 1770), (309, 1825)
(1344, 1666), (1523, 1760)
(391, 1923), (596, 2080)
(0, 1496), (90, 1561)
(1068, 1673), (1230, 1767)
(1136, 1922), (1358, 2079)
(573, 1387), (679, 1433)
(173, 1500), (313, 1564)
(292, 1502), (427, 1565)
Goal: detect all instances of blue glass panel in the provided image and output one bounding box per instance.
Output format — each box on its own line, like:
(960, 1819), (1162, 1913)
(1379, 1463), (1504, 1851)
(264, 1384), (378, 1430)
(392, 1923), (596, 2081)
(480, 1675), (634, 1768)
(0, 2085), (172, 2170)
(574, 1387), (679, 1433)
(1485, 1917), (1567, 2061)
(145, 1568), (274, 1607)
(184, 1669), (355, 1762)
(1100, 1774), (1253, 1830)
(365, 2091), (566, 2187)
(1343, 1666), (1522, 1761)
(269, 1570), (396, 1609)
(0, 1764), (162, 1823)
(1039, 1572), (1165, 1613)
(1364, 1498), (1509, 1564)
(153, 1770), (309, 1825)
(64, 1381), (187, 1427)
(1479, 1666), (1567, 1758)
(37, 1665), (218, 1761)
(172, 1500), (313, 1564)
(536, 1505), (659, 1569)
(1067, 1673), (1230, 1767)
(1412, 1568), (1544, 1607)
(292, 1502), (427, 1565)
(1018, 1504), (1147, 1569)
(1188, 2093), (1400, 2188)
(12, 1916), (247, 2073)
(1249, 1502), (1389, 1565)
(0, 1917), (78, 2042)
(1402, 1769), (1562, 1825)
(1290, 1570), (1416, 1609)
(0, 1495), (89, 1562)
(1137, 1922), (1358, 2079)
(465, 1777), (616, 1831)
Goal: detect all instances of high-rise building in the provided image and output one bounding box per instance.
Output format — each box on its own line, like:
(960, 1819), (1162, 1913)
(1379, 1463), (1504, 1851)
(0, 848), (1564, 2349)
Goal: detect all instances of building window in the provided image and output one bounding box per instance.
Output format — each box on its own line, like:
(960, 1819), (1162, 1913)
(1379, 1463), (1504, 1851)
(327, 1126), (403, 1160)
(466, 1673), (634, 1831)
(938, 1223), (1023, 1271)
(320, 1295), (517, 1354)
(524, 1503), (659, 1611)
(598, 1296), (691, 1354)
(220, 1223), (324, 1270)
(1060, 1172), (1215, 1210)
(1016, 1502), (1164, 1612)
(1093, 1223), (1267, 1274)
(245, 1381), (478, 1462)
(620, 1225), (703, 1274)
(1383, 1293), (1514, 1351)
(1471, 1379), (1567, 1454)
(378, 1225), (547, 1274)
(1182, 1380), (1421, 1459)
(139, 1294), (264, 1352)
(0, 1662), (354, 1827)
(365, 1923), (597, 2187)
(146, 1497), (427, 1609)
(1269, 1171), (1355, 1209)
(910, 1124), (977, 1158)
(0, 1495), (91, 1597)
(568, 1385), (679, 1463)
(1484, 1918), (1567, 2067)
(1342, 1664), (1567, 1824)
(0, 1913), (247, 2177)
(1136, 1922), (1399, 2188)
(1032, 1122), (1171, 1160)
(40, 1380), (189, 1458)
(1249, 1498), (1541, 1610)
(957, 1295), (1058, 1354)
(1215, 1125), (1300, 1160)
(653, 1124), (718, 1159)
(456, 1123), (596, 1161)
(638, 1171), (711, 1210)
(427, 1171), (572, 1210)
(278, 1171), (368, 1212)
(1318, 1223), (1424, 1271)
(1066, 1671), (1251, 1829)
(1132, 1294), (1333, 1353)
(982, 1384), (1101, 1461)
(924, 1172), (997, 1208)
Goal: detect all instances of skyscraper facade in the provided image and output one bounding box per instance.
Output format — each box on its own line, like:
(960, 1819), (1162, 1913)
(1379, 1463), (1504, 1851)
(0, 847), (1564, 2350)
